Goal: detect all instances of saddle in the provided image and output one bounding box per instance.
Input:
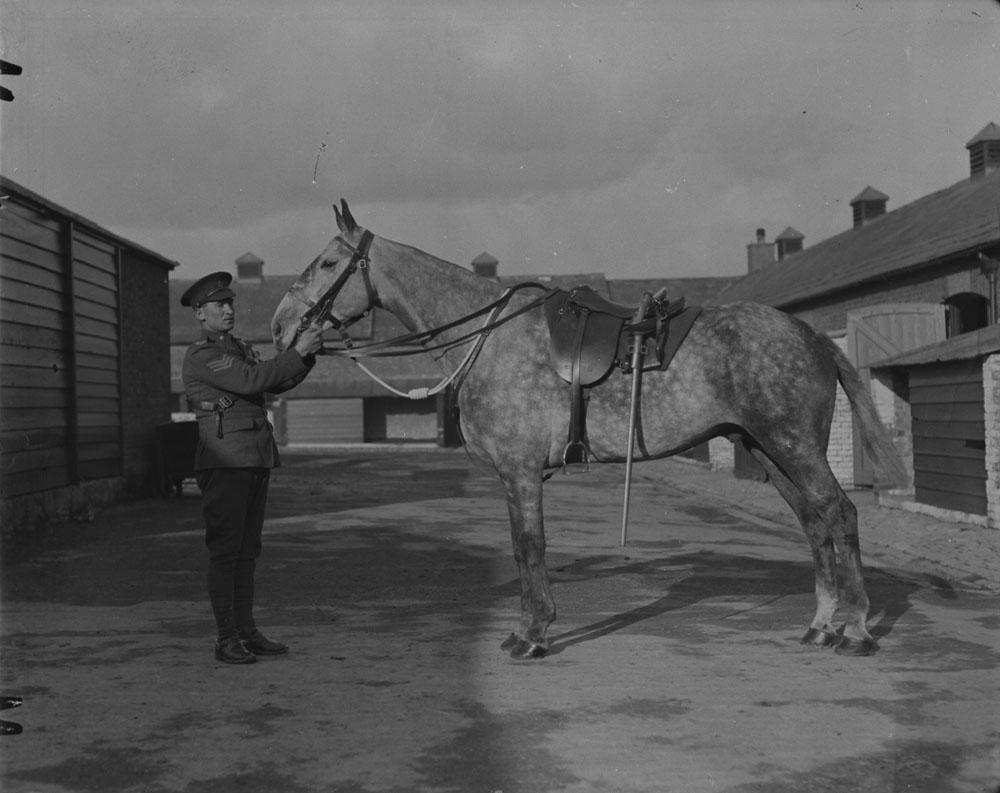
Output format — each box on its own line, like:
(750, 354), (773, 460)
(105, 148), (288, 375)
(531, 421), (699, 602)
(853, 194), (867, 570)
(544, 285), (701, 470)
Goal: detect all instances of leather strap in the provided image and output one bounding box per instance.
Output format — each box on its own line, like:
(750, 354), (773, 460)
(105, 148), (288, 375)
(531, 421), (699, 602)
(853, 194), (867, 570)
(562, 307), (592, 470)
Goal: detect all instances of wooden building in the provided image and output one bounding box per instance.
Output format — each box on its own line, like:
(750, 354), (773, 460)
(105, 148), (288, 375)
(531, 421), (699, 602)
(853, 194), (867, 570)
(872, 324), (1000, 526)
(1, 176), (177, 538)
(707, 123), (1000, 524)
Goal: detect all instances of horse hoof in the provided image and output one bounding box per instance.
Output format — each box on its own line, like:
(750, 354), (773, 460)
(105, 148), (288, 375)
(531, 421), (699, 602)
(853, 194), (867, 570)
(501, 633), (521, 652)
(835, 636), (878, 656)
(800, 627), (838, 648)
(507, 638), (547, 660)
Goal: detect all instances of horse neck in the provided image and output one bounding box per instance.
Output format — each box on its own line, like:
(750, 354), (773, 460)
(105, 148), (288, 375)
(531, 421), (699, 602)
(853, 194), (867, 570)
(373, 236), (504, 339)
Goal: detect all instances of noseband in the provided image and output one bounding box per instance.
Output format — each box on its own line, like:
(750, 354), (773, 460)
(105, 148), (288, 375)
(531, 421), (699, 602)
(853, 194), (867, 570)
(288, 229), (378, 349)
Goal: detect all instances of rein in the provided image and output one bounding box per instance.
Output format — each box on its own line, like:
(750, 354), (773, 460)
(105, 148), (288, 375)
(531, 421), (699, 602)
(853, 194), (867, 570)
(322, 282), (559, 400)
(319, 281), (557, 358)
(286, 225), (559, 399)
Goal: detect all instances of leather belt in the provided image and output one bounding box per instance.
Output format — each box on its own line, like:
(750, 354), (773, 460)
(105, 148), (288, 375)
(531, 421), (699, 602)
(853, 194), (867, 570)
(193, 395), (235, 438)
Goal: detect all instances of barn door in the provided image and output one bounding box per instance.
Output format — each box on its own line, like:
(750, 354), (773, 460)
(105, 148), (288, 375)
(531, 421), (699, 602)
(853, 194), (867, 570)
(846, 304), (946, 486)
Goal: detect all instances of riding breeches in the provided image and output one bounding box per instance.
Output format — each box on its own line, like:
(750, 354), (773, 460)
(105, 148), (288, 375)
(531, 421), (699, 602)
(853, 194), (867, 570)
(196, 467), (270, 640)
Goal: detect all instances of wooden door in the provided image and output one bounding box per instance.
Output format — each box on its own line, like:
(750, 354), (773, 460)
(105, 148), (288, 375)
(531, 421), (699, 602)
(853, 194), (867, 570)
(910, 360), (986, 515)
(846, 304), (946, 486)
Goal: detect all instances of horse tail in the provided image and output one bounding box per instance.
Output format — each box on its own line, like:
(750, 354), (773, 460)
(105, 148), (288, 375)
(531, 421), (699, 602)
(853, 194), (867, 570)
(822, 335), (909, 490)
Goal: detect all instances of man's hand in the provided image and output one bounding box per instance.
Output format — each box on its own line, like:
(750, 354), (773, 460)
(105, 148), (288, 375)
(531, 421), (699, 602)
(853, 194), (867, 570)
(293, 324), (325, 357)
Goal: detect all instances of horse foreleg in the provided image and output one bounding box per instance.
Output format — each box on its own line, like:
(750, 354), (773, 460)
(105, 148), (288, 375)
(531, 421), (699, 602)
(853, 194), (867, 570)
(497, 472), (555, 660)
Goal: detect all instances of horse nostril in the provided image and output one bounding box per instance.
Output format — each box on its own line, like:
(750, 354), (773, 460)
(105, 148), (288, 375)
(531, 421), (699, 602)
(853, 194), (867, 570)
(273, 322), (282, 338)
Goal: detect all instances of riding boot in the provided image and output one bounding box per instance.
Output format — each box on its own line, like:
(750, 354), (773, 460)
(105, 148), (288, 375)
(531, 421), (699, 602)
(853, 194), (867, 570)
(233, 557), (257, 637)
(209, 565), (255, 663)
(208, 559), (238, 641)
(233, 559), (288, 655)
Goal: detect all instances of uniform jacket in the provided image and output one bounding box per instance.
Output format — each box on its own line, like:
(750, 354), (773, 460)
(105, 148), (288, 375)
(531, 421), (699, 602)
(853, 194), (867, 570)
(182, 330), (314, 470)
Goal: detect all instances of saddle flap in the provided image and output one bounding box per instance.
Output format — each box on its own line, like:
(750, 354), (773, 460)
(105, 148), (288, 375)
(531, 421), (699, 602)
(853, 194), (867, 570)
(545, 291), (626, 386)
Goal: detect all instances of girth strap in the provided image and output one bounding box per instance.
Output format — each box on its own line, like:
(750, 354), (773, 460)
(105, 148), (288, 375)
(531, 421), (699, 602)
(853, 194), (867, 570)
(563, 311), (592, 471)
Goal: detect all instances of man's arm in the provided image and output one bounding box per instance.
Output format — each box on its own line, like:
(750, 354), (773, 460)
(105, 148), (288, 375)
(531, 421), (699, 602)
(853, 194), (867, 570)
(187, 345), (311, 397)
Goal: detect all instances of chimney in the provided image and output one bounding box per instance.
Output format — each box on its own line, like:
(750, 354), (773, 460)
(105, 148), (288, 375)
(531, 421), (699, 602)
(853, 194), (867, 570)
(471, 251), (498, 281)
(235, 251), (264, 284)
(849, 187), (889, 228)
(746, 228), (776, 273)
(775, 227), (804, 261)
(966, 122), (1000, 180)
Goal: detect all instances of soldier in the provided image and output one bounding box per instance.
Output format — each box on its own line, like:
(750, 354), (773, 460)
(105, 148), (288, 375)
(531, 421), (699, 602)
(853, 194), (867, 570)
(181, 271), (325, 665)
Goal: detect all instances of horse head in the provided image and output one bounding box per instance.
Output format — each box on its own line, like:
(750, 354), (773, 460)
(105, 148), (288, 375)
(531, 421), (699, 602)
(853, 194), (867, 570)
(271, 199), (379, 351)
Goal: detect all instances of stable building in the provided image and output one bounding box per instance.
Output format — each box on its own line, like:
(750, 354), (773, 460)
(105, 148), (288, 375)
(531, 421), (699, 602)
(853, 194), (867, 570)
(872, 325), (1000, 526)
(709, 123), (1000, 526)
(1, 176), (177, 539)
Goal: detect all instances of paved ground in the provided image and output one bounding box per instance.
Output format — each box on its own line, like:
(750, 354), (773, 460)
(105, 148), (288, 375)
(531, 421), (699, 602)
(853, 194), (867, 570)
(1, 448), (998, 793)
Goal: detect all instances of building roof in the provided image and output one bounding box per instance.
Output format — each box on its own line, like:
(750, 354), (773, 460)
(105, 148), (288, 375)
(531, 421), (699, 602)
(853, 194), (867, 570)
(967, 121), (1000, 148)
(775, 226), (804, 241)
(0, 175), (177, 271)
(710, 168), (1000, 308)
(851, 186), (889, 204)
(607, 277), (740, 307)
(498, 271), (612, 293)
(471, 251), (498, 266)
(872, 323), (1000, 368)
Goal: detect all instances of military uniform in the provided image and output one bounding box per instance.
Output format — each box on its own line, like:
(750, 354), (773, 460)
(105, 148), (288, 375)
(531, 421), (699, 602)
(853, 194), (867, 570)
(183, 330), (310, 469)
(180, 271), (316, 664)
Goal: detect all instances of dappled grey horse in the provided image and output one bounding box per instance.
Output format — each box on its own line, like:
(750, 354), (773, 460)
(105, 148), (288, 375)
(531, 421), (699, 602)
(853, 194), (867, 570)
(271, 200), (906, 660)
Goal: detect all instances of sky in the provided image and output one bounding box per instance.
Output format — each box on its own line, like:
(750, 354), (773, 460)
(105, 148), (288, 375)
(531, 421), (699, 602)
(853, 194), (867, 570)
(1, 0), (999, 284)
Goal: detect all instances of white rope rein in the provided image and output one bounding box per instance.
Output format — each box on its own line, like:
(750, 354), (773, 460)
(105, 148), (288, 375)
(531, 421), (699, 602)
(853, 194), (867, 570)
(349, 289), (513, 400)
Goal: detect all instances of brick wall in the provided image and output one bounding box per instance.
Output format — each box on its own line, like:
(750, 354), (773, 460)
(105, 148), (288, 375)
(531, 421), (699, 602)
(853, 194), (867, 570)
(985, 353), (1000, 529)
(708, 436), (735, 472)
(828, 336), (855, 487)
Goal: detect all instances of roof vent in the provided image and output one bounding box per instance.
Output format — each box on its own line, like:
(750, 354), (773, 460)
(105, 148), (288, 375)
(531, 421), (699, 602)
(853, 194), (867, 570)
(850, 187), (889, 229)
(235, 251), (264, 284)
(747, 228), (776, 273)
(966, 122), (1000, 180)
(471, 251), (498, 281)
(775, 227), (804, 261)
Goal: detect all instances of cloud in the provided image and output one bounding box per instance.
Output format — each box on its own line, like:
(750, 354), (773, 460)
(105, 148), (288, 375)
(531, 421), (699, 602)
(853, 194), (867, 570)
(5, 1), (677, 230)
(3, 0), (998, 282)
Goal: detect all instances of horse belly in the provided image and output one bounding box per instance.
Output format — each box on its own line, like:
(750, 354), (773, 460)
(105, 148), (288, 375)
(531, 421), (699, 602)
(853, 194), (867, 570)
(583, 365), (724, 461)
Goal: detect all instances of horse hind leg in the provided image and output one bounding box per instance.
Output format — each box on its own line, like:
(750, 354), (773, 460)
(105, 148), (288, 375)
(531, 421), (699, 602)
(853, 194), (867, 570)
(826, 494), (877, 656)
(749, 447), (877, 656)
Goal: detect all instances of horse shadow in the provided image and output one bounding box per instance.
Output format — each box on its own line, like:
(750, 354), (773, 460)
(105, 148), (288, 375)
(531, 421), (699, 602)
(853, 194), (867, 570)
(538, 550), (927, 655)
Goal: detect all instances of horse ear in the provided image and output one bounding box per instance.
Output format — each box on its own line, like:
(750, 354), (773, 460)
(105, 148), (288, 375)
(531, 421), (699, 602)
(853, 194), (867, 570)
(338, 198), (357, 233)
(333, 202), (344, 232)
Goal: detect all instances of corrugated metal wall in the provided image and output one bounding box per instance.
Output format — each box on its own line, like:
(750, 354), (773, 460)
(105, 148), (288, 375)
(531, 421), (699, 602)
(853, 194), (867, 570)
(911, 359), (987, 515)
(285, 398), (364, 444)
(1, 199), (122, 497)
(364, 397), (438, 442)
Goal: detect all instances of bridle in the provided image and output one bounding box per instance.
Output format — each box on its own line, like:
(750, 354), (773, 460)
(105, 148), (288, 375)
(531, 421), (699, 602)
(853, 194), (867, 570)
(287, 229), (378, 349)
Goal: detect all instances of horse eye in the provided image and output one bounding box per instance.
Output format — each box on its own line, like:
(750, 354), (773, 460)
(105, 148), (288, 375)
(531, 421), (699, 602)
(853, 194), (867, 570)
(320, 257), (338, 270)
